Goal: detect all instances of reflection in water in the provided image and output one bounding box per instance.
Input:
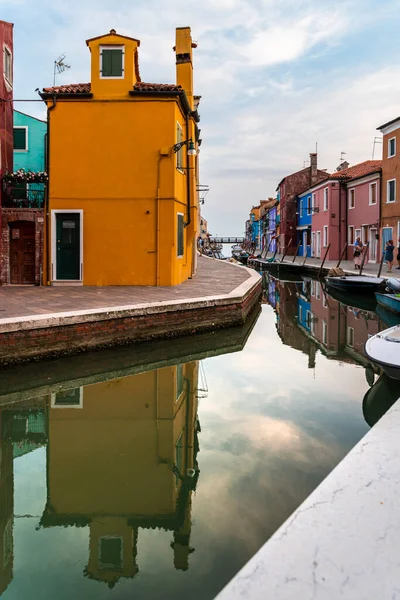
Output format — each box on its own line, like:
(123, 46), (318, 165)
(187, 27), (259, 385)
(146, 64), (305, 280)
(363, 372), (400, 427)
(0, 276), (396, 599)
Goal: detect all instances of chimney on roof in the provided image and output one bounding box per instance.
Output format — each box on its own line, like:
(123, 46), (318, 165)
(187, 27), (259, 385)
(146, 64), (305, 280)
(336, 161), (349, 172)
(175, 27), (196, 110)
(310, 153), (318, 185)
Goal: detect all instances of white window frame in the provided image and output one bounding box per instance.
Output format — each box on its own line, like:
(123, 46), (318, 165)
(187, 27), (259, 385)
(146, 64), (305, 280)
(322, 294), (328, 308)
(177, 211), (184, 258)
(13, 125), (28, 152)
(355, 228), (361, 242)
(348, 225), (354, 245)
(323, 225), (328, 247)
(322, 320), (328, 345)
(369, 182), (377, 205)
(347, 326), (355, 348)
(348, 188), (355, 210)
(176, 122), (184, 173)
(388, 136), (396, 158)
(99, 45), (125, 79)
(323, 187), (328, 211)
(299, 305), (303, 323)
(51, 209), (84, 283)
(307, 195), (312, 216)
(315, 281), (320, 300)
(51, 387), (83, 408)
(387, 179), (396, 203)
(3, 44), (12, 87)
(312, 193), (316, 212)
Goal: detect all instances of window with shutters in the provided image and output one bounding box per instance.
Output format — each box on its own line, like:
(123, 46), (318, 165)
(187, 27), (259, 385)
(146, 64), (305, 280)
(176, 122), (184, 171)
(177, 213), (184, 257)
(100, 45), (124, 78)
(13, 127), (28, 151)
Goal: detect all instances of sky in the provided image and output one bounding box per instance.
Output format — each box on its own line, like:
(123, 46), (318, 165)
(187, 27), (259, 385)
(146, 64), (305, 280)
(2, 0), (400, 235)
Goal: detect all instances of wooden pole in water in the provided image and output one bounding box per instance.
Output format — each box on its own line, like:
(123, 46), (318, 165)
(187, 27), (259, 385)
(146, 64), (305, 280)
(377, 251), (385, 278)
(292, 240), (301, 263)
(336, 243), (348, 268)
(318, 243), (331, 278)
(280, 237), (292, 263)
(359, 241), (369, 275)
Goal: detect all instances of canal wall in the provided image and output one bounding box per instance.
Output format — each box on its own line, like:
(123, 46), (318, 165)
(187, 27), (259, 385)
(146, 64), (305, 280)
(215, 398), (400, 600)
(0, 261), (262, 365)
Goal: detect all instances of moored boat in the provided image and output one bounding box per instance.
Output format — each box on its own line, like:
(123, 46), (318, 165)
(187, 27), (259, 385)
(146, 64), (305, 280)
(325, 275), (385, 294)
(326, 285), (377, 312)
(375, 292), (400, 315)
(362, 372), (400, 427)
(365, 325), (400, 380)
(375, 304), (400, 329)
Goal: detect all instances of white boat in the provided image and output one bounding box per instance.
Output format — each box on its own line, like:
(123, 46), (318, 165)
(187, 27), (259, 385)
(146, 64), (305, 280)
(365, 325), (400, 380)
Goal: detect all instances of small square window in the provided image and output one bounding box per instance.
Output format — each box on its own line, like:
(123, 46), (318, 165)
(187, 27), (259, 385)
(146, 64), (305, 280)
(388, 137), (396, 158)
(13, 127), (27, 151)
(100, 46), (124, 78)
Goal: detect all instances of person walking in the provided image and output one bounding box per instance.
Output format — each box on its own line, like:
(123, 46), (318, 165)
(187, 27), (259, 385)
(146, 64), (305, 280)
(353, 237), (363, 270)
(385, 239), (395, 273)
(397, 237), (400, 270)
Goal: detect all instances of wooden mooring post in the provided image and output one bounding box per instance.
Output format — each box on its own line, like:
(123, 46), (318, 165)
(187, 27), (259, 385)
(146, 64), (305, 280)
(336, 243), (348, 268)
(359, 241), (370, 275)
(292, 241), (301, 263)
(280, 238), (292, 263)
(318, 243), (331, 278)
(377, 251), (385, 278)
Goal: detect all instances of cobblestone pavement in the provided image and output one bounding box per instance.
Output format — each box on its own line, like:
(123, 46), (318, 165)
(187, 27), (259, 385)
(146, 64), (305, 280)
(0, 257), (251, 319)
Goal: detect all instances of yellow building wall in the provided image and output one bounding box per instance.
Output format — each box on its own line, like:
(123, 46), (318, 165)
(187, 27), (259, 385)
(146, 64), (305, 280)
(46, 96), (198, 286)
(47, 363), (198, 518)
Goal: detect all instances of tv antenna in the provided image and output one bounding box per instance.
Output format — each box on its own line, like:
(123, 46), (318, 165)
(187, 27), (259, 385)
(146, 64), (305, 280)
(340, 151), (346, 162)
(53, 54), (71, 86)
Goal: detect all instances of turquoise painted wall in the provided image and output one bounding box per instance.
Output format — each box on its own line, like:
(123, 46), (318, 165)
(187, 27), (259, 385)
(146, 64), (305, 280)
(13, 110), (47, 172)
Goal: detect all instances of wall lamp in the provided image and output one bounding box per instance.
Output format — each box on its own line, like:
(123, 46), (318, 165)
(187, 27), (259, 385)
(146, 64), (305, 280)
(173, 138), (197, 156)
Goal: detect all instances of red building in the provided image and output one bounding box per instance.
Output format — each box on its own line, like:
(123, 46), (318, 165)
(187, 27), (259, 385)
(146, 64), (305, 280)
(0, 20), (13, 176)
(277, 153), (328, 252)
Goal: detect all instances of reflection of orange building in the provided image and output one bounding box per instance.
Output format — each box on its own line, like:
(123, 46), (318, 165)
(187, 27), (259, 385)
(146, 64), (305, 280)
(40, 362), (200, 587)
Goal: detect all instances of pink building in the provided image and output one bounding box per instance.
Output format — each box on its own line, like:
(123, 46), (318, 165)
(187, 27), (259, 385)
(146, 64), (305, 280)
(301, 160), (381, 261)
(0, 20), (13, 176)
(330, 161), (382, 263)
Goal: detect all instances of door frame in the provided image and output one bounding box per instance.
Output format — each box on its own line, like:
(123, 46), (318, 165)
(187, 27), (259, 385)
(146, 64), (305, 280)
(316, 231), (321, 258)
(311, 232), (316, 257)
(51, 210), (83, 283)
(302, 230), (307, 257)
(369, 227), (377, 263)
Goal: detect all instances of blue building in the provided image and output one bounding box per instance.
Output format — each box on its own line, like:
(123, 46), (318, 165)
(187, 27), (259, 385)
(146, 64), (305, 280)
(297, 279), (312, 333)
(267, 204), (278, 253)
(13, 110), (47, 172)
(296, 191), (312, 258)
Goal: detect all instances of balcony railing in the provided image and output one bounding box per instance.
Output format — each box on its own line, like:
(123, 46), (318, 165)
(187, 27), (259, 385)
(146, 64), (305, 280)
(2, 184), (45, 209)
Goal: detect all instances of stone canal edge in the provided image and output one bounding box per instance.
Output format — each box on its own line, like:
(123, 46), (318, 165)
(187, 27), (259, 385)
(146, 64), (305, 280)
(0, 263), (262, 366)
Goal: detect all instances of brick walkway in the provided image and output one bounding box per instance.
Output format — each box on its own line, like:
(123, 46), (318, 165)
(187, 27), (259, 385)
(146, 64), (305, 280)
(0, 257), (251, 319)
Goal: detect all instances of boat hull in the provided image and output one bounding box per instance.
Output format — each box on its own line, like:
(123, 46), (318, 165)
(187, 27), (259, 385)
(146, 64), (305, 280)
(325, 276), (384, 294)
(365, 325), (400, 380)
(375, 292), (400, 315)
(327, 286), (377, 312)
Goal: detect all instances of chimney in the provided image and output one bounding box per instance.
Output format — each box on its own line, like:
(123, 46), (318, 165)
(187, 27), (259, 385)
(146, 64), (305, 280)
(175, 27), (196, 110)
(336, 161), (349, 172)
(310, 153), (318, 185)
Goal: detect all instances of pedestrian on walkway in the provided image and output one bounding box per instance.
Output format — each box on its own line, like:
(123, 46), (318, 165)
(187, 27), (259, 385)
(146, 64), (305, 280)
(353, 237), (363, 270)
(396, 237), (400, 270)
(385, 240), (395, 273)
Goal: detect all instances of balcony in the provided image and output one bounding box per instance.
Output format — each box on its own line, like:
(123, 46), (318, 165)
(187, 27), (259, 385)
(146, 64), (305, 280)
(2, 184), (45, 209)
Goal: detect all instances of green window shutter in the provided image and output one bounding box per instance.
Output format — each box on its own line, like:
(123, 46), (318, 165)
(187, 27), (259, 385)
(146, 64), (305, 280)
(177, 214), (184, 256)
(101, 48), (123, 77)
(13, 128), (26, 150)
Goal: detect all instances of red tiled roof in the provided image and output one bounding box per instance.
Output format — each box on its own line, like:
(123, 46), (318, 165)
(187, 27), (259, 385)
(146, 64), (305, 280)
(330, 160), (382, 181)
(42, 83), (91, 94)
(133, 82), (183, 92)
(42, 81), (183, 96)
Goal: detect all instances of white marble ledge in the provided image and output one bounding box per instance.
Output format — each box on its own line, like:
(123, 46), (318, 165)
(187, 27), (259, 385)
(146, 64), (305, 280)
(215, 400), (400, 600)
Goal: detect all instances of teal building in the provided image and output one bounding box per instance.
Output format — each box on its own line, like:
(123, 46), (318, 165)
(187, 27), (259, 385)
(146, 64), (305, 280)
(13, 110), (47, 172)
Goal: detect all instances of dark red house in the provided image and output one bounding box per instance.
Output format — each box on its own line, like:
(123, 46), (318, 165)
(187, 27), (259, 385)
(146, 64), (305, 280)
(277, 153), (328, 252)
(0, 20), (13, 176)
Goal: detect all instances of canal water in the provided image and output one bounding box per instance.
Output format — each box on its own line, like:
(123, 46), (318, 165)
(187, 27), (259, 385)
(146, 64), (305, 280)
(0, 271), (398, 600)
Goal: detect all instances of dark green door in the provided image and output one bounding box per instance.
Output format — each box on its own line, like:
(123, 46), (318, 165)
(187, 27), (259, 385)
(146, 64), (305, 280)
(56, 214), (80, 280)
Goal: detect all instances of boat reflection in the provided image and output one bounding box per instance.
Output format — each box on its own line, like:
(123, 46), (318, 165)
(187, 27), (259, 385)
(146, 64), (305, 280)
(362, 371), (400, 427)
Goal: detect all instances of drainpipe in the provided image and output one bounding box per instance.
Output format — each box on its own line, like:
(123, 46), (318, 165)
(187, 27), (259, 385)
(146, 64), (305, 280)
(45, 96), (57, 285)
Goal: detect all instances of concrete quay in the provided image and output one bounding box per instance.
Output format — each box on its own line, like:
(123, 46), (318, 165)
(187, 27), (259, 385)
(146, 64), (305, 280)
(216, 397), (400, 600)
(0, 256), (262, 365)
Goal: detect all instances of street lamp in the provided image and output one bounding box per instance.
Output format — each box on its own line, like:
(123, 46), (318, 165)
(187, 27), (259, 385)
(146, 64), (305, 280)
(173, 138), (197, 156)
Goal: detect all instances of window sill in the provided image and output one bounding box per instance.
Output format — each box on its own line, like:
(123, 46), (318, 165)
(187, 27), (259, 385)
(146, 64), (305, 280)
(348, 206), (355, 210)
(388, 155), (396, 159)
(176, 168), (185, 175)
(386, 200), (396, 204)
(14, 149), (28, 153)
(177, 255), (184, 259)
